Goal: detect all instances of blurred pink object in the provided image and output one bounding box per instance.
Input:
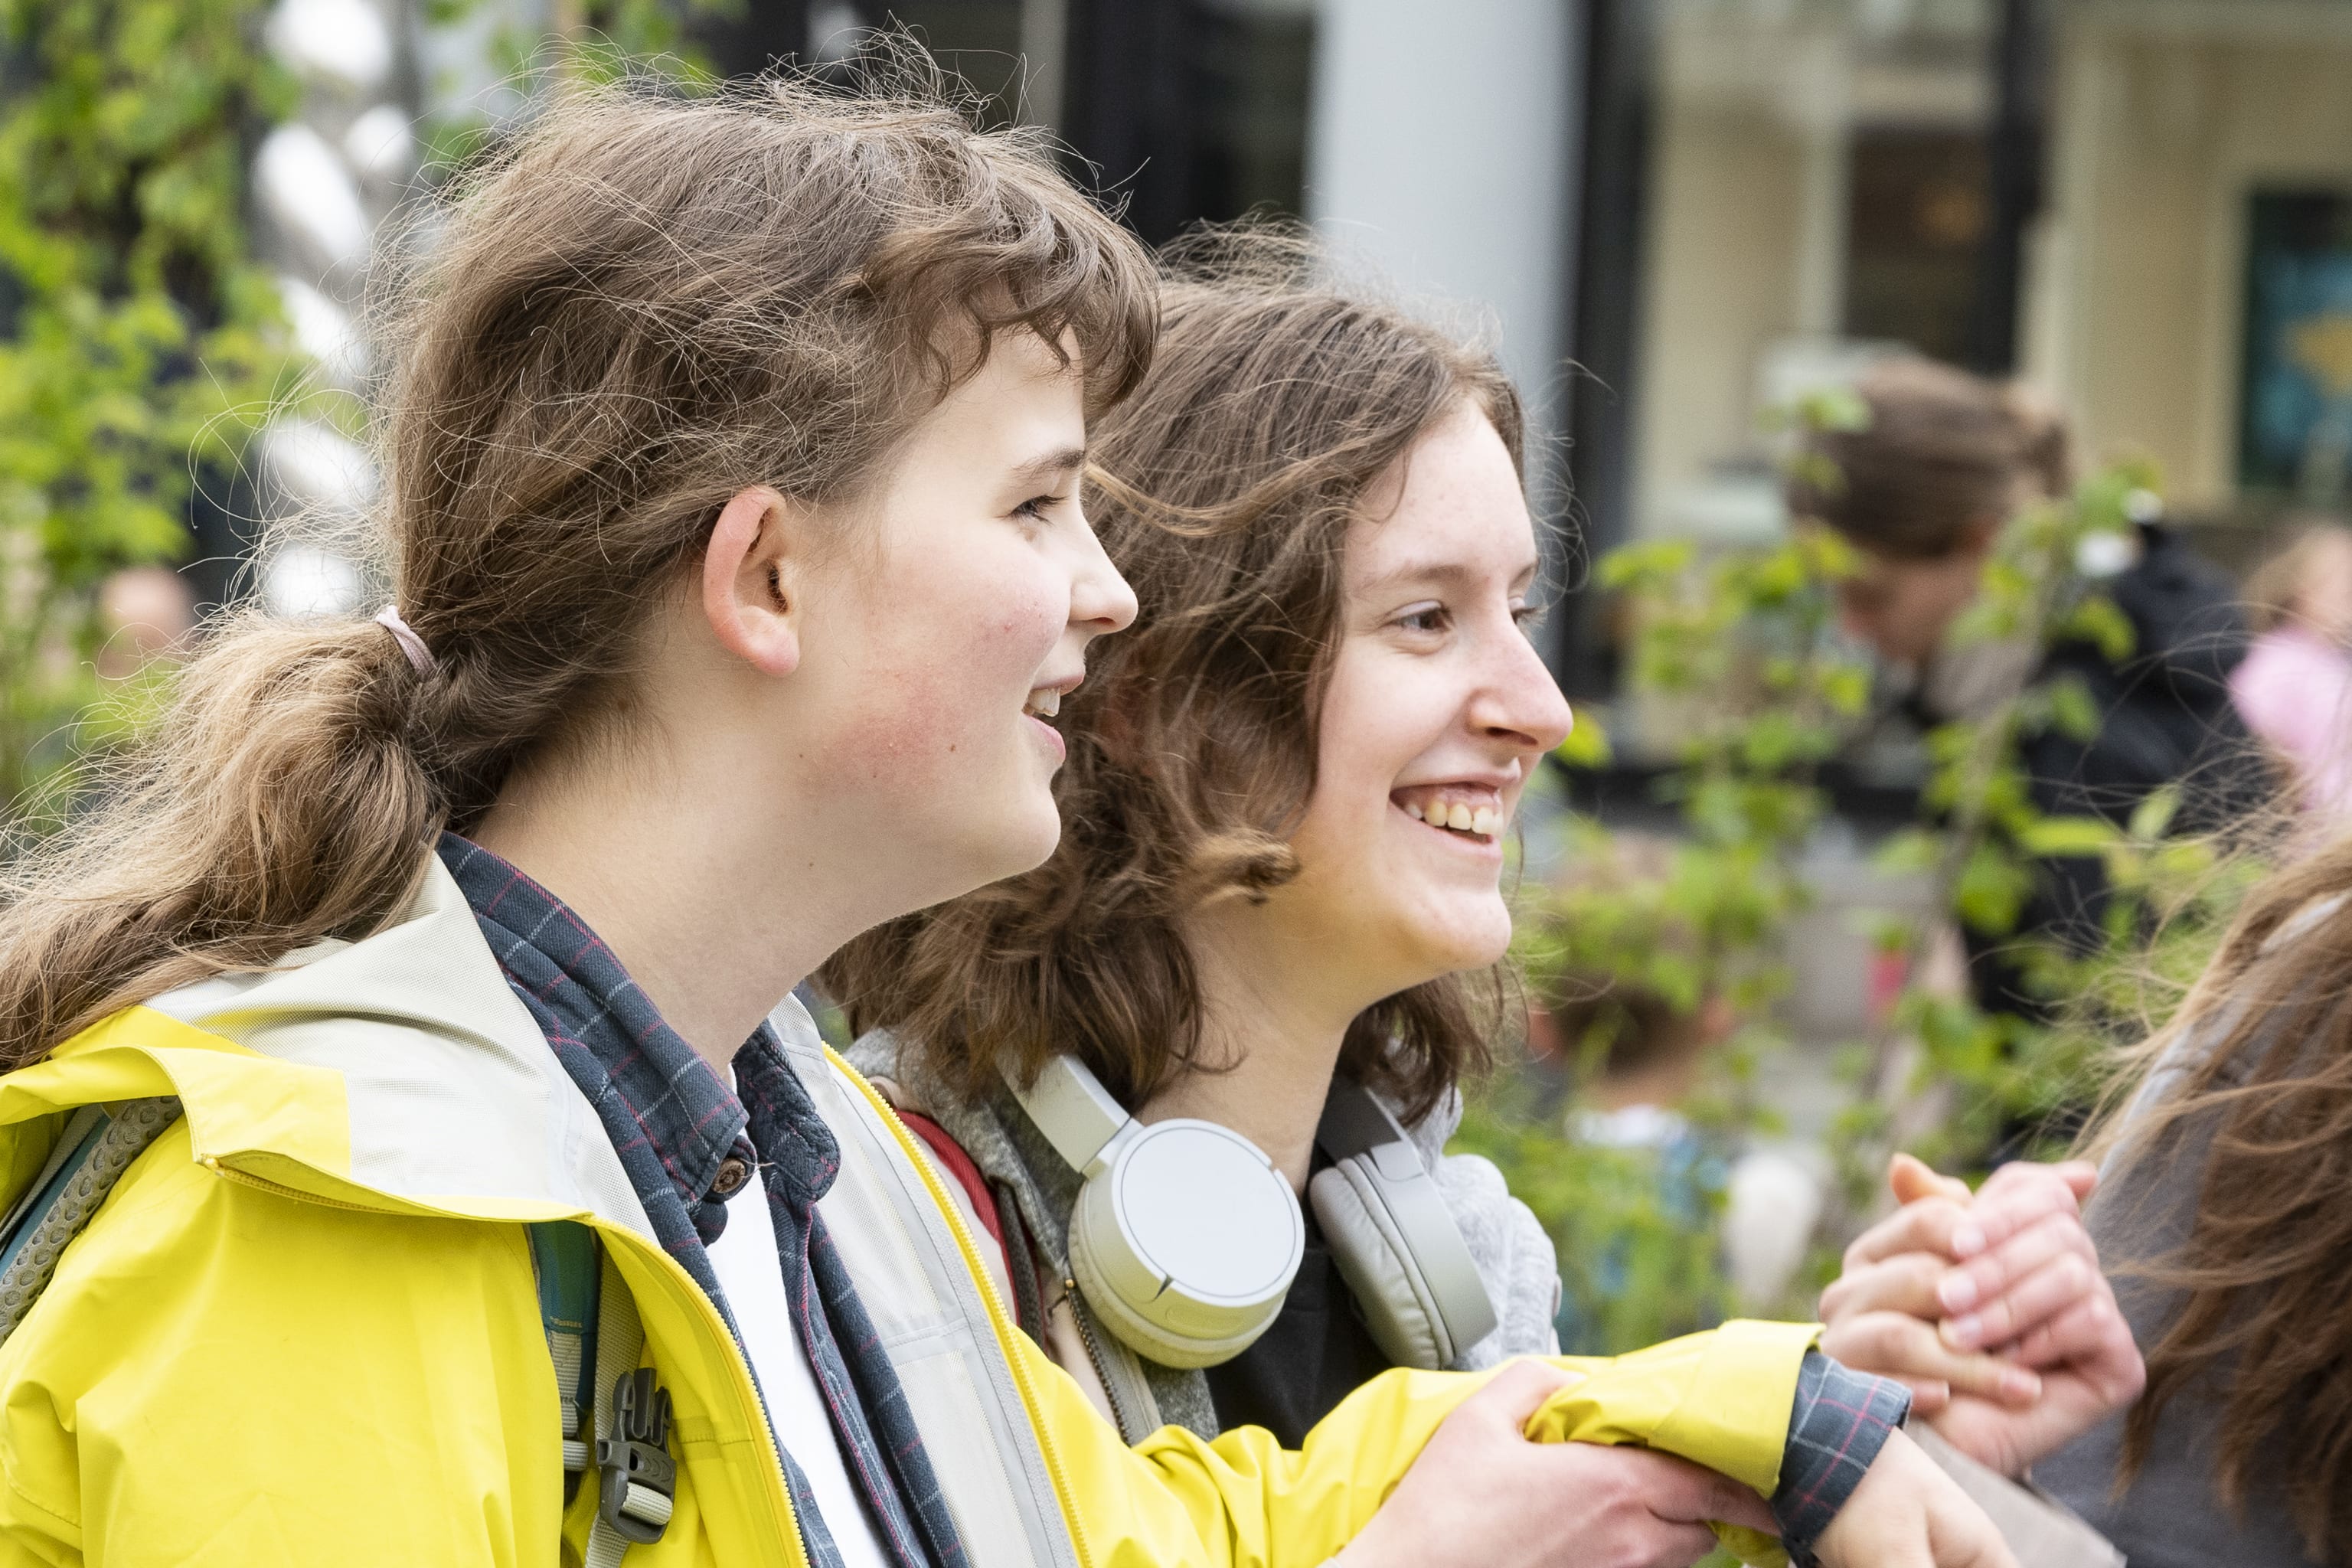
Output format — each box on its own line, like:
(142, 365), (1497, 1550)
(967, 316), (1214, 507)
(2230, 625), (2352, 815)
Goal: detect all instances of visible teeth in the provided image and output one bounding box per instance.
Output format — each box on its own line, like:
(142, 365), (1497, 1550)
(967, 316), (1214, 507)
(1027, 689), (1060, 718)
(1406, 802), (1426, 820)
(1471, 807), (1498, 836)
(1445, 802), (1474, 832)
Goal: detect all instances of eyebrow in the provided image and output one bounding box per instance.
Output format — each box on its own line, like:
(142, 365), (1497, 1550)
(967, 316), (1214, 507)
(1006, 446), (1087, 492)
(1361, 556), (1541, 593)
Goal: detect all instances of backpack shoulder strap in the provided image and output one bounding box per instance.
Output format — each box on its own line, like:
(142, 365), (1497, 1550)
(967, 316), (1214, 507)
(527, 1219), (674, 1564)
(528, 1219), (601, 1475)
(0, 1096), (183, 1345)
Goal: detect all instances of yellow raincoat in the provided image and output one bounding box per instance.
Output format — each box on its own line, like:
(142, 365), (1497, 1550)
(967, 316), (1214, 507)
(0, 857), (1818, 1566)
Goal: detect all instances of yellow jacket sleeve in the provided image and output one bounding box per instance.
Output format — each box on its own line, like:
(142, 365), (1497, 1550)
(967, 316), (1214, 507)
(1015, 1318), (1820, 1568)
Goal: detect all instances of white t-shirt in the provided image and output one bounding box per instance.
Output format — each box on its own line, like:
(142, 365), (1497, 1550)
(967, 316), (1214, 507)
(706, 1076), (893, 1568)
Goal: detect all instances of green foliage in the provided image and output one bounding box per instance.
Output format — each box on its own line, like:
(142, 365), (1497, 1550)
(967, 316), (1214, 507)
(1465, 403), (2256, 1355)
(1458, 1082), (1731, 1355)
(0, 0), (301, 813)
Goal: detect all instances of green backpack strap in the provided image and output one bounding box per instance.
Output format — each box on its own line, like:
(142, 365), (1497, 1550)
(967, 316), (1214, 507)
(0, 1096), (183, 1346)
(528, 1218), (674, 1563)
(528, 1220), (601, 1479)
(0, 1121), (666, 1557)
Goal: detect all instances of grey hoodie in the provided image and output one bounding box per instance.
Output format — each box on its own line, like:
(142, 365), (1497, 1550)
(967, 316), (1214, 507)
(846, 1029), (1561, 1443)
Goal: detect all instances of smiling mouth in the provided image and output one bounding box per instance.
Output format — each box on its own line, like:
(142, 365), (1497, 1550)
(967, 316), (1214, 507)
(1392, 786), (1508, 844)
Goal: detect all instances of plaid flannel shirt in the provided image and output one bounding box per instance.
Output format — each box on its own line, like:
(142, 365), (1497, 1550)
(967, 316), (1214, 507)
(1772, 1350), (1913, 1564)
(439, 834), (964, 1568)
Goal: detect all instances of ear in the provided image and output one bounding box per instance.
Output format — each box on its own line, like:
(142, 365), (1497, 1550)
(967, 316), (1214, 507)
(702, 485), (803, 678)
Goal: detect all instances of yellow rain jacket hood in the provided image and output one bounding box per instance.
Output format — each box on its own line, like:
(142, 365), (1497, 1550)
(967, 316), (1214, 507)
(0, 854), (1820, 1567)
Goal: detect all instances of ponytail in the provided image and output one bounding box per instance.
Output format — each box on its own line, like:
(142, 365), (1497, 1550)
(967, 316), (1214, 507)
(0, 615), (438, 1067)
(0, 67), (1155, 1069)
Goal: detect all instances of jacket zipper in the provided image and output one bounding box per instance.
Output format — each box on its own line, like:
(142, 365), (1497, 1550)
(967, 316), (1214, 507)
(1062, 1280), (1137, 1441)
(211, 1158), (814, 1568)
(845, 1067), (1095, 1568)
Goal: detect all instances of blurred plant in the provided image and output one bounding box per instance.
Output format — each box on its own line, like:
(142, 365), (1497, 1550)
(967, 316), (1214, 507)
(1461, 395), (2254, 1354)
(1460, 403), (1879, 1339)
(0, 0), (301, 818)
(1838, 464), (2250, 1212)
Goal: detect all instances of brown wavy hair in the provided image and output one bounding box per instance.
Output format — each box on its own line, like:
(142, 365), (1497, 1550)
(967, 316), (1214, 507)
(822, 237), (1521, 1120)
(1789, 355), (2071, 560)
(0, 65), (1155, 1069)
(2086, 831), (2352, 1561)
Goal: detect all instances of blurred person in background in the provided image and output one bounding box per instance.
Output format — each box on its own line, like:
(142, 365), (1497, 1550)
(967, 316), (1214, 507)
(829, 249), (2011, 1568)
(93, 565), (194, 679)
(2230, 521), (2352, 821)
(1791, 356), (2262, 1012)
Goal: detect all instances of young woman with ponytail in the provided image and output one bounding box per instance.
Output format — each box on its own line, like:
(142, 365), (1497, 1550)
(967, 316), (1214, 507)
(0, 79), (2006, 1568)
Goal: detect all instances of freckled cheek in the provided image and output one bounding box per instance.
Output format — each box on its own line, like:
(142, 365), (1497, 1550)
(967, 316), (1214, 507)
(845, 563), (1063, 782)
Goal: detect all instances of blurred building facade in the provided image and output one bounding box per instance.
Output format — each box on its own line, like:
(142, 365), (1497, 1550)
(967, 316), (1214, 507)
(244, 0), (2352, 690)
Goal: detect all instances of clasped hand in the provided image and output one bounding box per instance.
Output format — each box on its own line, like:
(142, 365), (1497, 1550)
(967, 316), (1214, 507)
(1818, 1153), (2147, 1478)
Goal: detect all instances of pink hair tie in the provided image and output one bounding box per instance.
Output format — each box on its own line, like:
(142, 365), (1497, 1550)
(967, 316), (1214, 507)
(373, 606), (438, 678)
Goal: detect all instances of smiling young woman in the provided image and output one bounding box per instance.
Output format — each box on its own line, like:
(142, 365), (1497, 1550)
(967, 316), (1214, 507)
(822, 238), (2012, 1568)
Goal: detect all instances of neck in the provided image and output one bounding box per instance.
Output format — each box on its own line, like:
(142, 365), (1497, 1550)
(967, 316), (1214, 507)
(471, 739), (879, 1075)
(1137, 906), (1370, 1191)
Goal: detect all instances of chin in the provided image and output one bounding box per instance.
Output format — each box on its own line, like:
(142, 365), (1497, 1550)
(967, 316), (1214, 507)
(1396, 902), (1514, 978)
(991, 799), (1066, 880)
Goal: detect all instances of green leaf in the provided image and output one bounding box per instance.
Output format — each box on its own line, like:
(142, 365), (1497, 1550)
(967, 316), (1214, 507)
(2018, 816), (2123, 857)
(2061, 593), (2137, 663)
(1955, 844), (2036, 936)
(2128, 784), (2182, 842)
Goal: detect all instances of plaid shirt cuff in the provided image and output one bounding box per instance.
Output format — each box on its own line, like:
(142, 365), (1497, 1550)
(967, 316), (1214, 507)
(1769, 1350), (1912, 1566)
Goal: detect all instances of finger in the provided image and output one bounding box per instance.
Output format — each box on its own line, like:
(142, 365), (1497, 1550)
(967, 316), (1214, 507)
(1481, 1357), (1583, 1429)
(1846, 1197), (1971, 1269)
(1973, 1159), (2089, 1211)
(1933, 1212), (2097, 1328)
(1936, 1175), (2086, 1261)
(1890, 1152), (1972, 1206)
(1903, 1378), (1952, 1416)
(1591, 1444), (1779, 1534)
(1821, 1253), (1945, 1322)
(1942, 1249), (2099, 1353)
(2014, 1296), (2145, 1403)
(1820, 1312), (2041, 1403)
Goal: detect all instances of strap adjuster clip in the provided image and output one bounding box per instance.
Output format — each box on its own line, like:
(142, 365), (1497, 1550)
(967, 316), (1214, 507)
(596, 1367), (675, 1543)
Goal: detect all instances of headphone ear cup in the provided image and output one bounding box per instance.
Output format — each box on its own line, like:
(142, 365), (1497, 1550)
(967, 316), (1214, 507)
(1308, 1160), (1452, 1370)
(1067, 1192), (1259, 1369)
(1062, 1121), (1303, 1370)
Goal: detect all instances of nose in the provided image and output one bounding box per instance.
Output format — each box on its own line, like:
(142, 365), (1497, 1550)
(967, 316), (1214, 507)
(1067, 502), (1138, 637)
(1471, 622), (1573, 755)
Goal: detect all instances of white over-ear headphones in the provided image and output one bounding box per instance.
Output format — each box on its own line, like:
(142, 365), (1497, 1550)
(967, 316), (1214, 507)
(1009, 1055), (1303, 1368)
(1008, 1057), (1498, 1370)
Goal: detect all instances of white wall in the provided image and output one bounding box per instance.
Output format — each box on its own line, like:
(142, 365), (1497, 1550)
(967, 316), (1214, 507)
(1302, 0), (1576, 451)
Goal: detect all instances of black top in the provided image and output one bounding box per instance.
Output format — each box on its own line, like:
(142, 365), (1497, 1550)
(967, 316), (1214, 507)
(1927, 526), (2267, 1014)
(1200, 1197), (1392, 1446)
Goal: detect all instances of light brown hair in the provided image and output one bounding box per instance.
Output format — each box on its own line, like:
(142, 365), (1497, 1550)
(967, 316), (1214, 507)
(822, 239), (1521, 1121)
(2086, 834), (2352, 1560)
(0, 69), (1155, 1069)
(1790, 355), (2071, 560)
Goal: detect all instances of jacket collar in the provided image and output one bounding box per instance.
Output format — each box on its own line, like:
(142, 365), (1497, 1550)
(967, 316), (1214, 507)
(0, 854), (655, 1240)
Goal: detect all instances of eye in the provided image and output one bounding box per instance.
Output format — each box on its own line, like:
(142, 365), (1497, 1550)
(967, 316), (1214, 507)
(1393, 603), (1451, 635)
(1511, 602), (1543, 635)
(1012, 492), (1063, 525)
